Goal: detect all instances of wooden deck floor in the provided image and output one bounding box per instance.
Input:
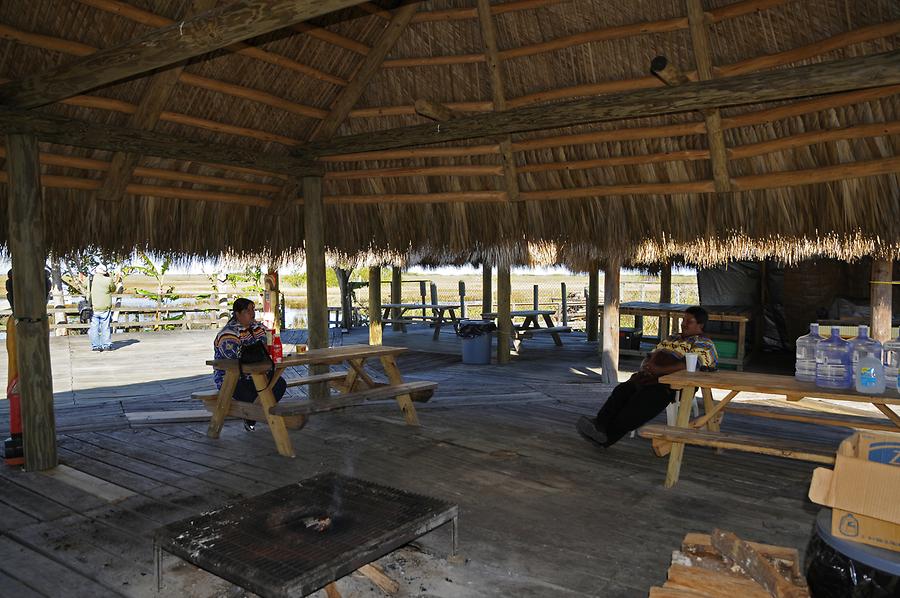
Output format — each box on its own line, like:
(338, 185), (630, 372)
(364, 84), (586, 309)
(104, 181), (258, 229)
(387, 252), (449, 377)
(0, 326), (859, 597)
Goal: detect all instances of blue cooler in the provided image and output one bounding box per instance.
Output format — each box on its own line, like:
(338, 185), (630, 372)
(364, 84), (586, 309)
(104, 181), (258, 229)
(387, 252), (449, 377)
(458, 320), (494, 365)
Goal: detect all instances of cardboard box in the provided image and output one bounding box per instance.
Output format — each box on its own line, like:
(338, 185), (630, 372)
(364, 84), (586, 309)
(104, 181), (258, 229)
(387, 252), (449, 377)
(808, 431), (900, 552)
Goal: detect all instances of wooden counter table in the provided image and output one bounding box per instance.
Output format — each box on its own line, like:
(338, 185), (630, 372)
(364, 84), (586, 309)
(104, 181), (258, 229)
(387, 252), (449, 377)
(642, 370), (900, 488)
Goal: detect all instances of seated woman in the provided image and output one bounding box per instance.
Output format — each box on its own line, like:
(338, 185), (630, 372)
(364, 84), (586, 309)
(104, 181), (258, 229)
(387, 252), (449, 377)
(577, 306), (717, 448)
(213, 298), (287, 431)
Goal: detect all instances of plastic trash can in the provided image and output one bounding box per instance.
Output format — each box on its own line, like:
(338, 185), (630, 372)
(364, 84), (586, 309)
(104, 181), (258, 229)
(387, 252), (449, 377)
(457, 320), (496, 365)
(805, 508), (900, 597)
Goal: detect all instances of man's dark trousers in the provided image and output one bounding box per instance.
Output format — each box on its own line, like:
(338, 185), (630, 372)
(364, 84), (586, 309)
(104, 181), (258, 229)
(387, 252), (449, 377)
(595, 380), (674, 446)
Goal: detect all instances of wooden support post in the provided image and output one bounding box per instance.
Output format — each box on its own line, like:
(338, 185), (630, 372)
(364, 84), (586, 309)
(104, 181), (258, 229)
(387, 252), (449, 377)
(335, 268), (352, 331)
(560, 282), (568, 326)
(458, 281), (466, 319)
(368, 266), (382, 346)
(532, 284), (539, 310)
(6, 133), (56, 471)
(601, 260), (621, 384)
(497, 264), (512, 364)
(390, 267), (402, 331)
(482, 264), (492, 315)
(586, 268), (600, 342)
(419, 280), (428, 319)
(872, 259), (893, 343)
(430, 282), (438, 306)
(660, 261), (672, 339)
(303, 175), (328, 399)
(686, 0), (732, 193)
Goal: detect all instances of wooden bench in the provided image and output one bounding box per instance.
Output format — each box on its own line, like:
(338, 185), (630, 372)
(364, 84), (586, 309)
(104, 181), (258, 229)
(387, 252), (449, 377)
(271, 381), (437, 417)
(638, 424), (836, 464)
(192, 390), (308, 430)
(515, 325), (572, 339)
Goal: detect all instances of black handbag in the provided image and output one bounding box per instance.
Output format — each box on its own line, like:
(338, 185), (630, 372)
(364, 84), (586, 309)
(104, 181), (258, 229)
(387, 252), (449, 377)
(239, 340), (272, 375)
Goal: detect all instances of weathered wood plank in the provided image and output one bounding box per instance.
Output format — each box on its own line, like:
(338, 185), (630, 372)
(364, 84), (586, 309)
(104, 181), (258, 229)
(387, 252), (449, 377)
(295, 50), (900, 158)
(0, 535), (115, 596)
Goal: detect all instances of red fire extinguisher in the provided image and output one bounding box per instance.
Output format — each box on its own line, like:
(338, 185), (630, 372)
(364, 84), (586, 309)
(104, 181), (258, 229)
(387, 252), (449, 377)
(4, 316), (24, 466)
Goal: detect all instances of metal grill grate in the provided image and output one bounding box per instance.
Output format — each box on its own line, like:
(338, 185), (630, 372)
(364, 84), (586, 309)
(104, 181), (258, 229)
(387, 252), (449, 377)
(154, 472), (458, 597)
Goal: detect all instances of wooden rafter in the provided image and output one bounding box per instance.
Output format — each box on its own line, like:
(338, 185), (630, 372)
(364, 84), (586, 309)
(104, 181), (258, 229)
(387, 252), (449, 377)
(686, 0), (731, 193)
(75, 0), (348, 86)
(293, 50), (900, 158)
(95, 0), (216, 203)
(0, 0), (368, 109)
(274, 2), (419, 206)
(476, 0), (520, 201)
(0, 105), (322, 177)
(414, 99), (462, 121)
(0, 22), (330, 119)
(310, 3), (420, 142)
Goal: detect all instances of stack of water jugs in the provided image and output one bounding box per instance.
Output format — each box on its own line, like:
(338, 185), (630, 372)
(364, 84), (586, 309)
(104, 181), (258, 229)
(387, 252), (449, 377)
(795, 324), (898, 394)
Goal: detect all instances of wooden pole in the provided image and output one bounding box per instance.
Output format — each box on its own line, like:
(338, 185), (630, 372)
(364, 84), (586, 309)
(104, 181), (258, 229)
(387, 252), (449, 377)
(497, 264), (512, 364)
(303, 175), (328, 399)
(368, 266), (382, 346)
(390, 267), (402, 331)
(601, 260), (621, 384)
(560, 282), (568, 326)
(532, 285), (539, 310)
(586, 268), (599, 342)
(6, 133), (56, 471)
(458, 281), (466, 319)
(660, 262), (672, 339)
(482, 264), (492, 316)
(871, 259), (893, 343)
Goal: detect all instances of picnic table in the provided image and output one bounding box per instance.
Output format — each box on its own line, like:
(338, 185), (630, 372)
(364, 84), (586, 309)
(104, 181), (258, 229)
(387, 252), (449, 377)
(641, 370), (900, 488)
(601, 302), (756, 371)
(380, 302), (461, 340)
(482, 309), (572, 350)
(198, 344), (437, 457)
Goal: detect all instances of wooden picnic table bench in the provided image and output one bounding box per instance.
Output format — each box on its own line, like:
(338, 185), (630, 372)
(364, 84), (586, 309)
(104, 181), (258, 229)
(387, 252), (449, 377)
(380, 302), (461, 340)
(482, 309), (572, 350)
(200, 344), (437, 457)
(641, 370), (900, 487)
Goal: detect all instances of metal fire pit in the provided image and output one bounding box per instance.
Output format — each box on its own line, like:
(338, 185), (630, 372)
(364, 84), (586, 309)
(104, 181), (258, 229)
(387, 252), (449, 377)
(154, 472), (458, 597)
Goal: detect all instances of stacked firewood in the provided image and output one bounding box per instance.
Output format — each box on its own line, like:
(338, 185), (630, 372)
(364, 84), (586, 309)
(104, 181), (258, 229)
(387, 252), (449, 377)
(649, 529), (810, 598)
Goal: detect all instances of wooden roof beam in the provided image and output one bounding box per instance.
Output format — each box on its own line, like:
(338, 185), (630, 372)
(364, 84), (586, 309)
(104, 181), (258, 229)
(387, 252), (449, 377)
(686, 0), (732, 194)
(293, 50), (900, 158)
(310, 3), (420, 141)
(0, 105), (323, 177)
(0, 0), (369, 109)
(0, 22), (329, 120)
(95, 0), (216, 203)
(476, 0), (519, 201)
(75, 0), (348, 86)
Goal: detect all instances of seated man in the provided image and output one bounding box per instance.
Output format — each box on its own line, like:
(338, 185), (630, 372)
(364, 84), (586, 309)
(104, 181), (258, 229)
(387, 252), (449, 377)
(577, 306), (717, 448)
(214, 298), (286, 431)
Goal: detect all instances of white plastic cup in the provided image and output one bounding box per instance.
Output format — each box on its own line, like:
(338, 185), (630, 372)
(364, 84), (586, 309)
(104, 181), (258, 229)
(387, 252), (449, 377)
(685, 353), (699, 372)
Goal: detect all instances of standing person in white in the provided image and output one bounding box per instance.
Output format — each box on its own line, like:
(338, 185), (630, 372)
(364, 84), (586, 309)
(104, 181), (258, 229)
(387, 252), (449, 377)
(88, 265), (114, 351)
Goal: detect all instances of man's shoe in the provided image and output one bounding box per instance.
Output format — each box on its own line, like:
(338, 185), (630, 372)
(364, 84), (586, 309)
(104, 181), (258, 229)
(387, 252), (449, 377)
(576, 416), (608, 447)
(243, 420), (256, 432)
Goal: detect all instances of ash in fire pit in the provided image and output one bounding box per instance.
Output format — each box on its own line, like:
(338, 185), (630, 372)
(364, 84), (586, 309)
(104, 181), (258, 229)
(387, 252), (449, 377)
(301, 515), (332, 533)
(154, 473), (459, 597)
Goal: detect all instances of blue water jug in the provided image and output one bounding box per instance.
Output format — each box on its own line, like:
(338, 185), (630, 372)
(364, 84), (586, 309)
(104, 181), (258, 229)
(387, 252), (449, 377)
(849, 325), (882, 382)
(815, 327), (852, 389)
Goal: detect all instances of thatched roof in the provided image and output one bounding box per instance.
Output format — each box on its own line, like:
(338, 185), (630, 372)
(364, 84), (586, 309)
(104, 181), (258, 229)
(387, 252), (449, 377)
(0, 0), (898, 269)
